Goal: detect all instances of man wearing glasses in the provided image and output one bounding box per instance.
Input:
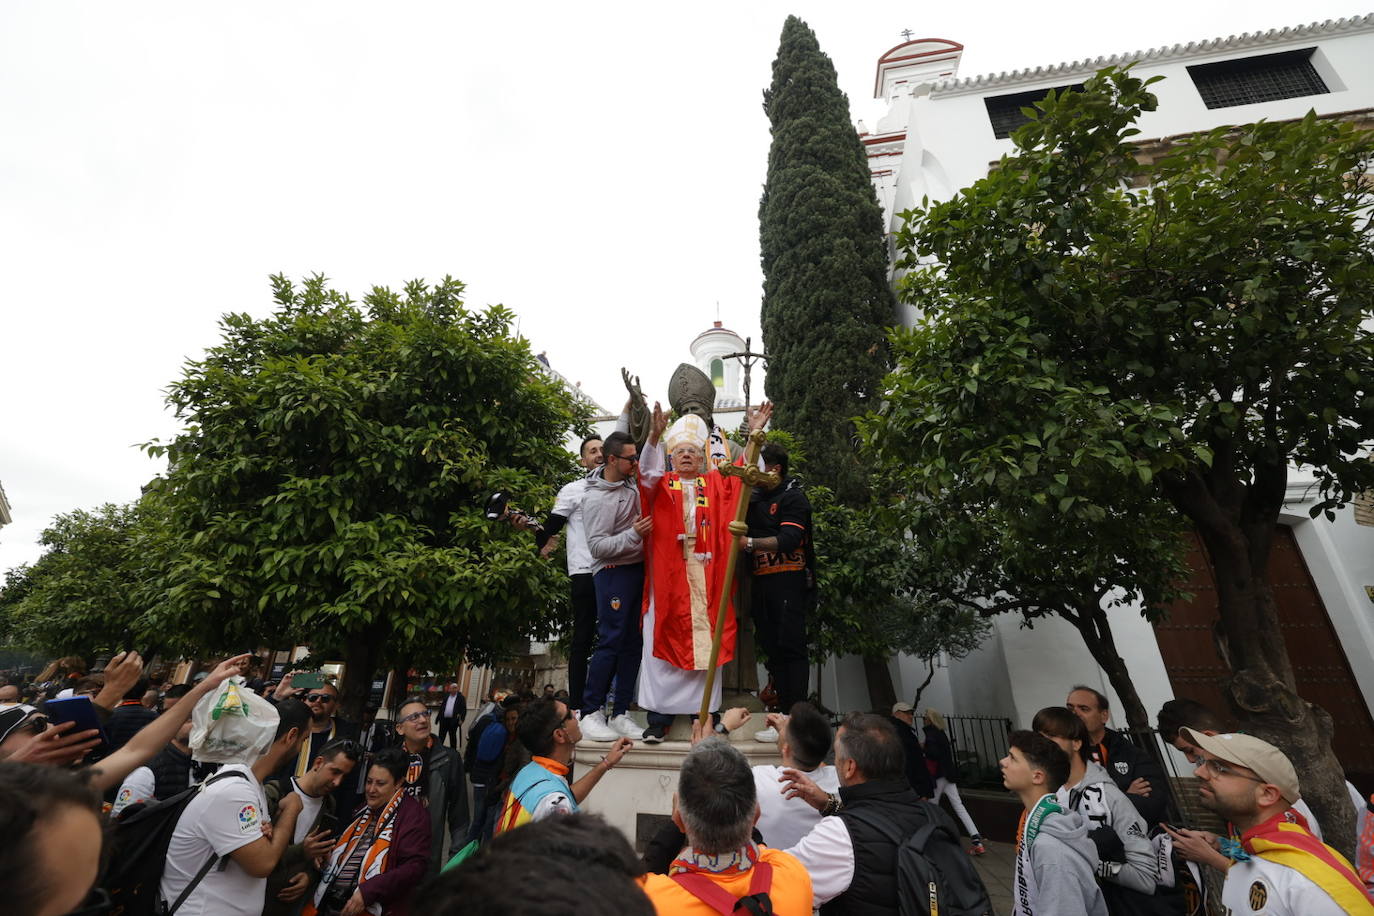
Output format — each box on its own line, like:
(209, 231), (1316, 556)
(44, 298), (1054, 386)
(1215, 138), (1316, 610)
(580, 430), (654, 742)
(1164, 730), (1371, 914)
(395, 696), (468, 875)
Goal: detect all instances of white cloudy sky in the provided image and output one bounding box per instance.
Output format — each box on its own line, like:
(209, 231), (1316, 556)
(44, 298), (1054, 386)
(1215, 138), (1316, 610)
(2, 0), (1368, 570)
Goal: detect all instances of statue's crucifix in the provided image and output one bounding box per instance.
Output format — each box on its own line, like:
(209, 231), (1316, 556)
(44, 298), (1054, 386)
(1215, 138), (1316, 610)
(721, 336), (768, 427)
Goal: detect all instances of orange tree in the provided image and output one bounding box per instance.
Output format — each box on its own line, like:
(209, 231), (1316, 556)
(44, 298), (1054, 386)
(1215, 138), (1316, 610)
(143, 274), (587, 716)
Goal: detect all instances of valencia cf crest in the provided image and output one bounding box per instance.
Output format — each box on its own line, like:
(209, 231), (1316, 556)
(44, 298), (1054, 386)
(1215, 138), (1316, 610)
(611, 597), (621, 611)
(1114, 761), (1129, 775)
(1248, 880), (1267, 910)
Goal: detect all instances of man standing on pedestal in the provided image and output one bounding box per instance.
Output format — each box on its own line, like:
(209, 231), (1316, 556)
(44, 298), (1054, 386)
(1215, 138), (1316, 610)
(580, 431), (653, 742)
(635, 401), (771, 743)
(740, 441), (814, 742)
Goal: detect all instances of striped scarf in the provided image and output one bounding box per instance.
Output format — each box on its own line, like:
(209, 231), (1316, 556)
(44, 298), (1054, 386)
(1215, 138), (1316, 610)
(1012, 793), (1063, 916)
(307, 788), (405, 916)
(1240, 809), (1373, 911)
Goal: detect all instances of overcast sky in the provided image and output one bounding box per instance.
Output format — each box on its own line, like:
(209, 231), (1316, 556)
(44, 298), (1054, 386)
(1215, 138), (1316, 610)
(2, 0), (1368, 571)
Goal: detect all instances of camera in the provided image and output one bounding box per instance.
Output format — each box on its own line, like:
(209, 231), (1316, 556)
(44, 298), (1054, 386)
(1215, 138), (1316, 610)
(484, 491), (543, 534)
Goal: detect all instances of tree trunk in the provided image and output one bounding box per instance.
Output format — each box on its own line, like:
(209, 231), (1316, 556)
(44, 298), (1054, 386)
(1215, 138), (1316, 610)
(912, 658), (937, 712)
(1064, 599), (1151, 731)
(340, 630), (383, 724)
(863, 654), (897, 713)
(1165, 460), (1357, 858)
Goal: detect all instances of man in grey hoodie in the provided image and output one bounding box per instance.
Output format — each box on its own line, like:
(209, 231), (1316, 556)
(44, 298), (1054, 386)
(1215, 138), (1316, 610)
(1034, 707), (1183, 915)
(1002, 729), (1108, 916)
(579, 429), (654, 742)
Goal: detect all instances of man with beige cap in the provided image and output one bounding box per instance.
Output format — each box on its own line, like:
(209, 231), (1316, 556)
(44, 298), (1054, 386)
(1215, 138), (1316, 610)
(1164, 729), (1372, 914)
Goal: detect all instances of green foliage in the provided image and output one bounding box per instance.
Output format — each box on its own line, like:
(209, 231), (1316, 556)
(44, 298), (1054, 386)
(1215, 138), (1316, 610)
(880, 67), (1374, 525)
(808, 485), (990, 668)
(0, 501), (163, 656)
(142, 274), (590, 670)
(759, 16), (895, 505)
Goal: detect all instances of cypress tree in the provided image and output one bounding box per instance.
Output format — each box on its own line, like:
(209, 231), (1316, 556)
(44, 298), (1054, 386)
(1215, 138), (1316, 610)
(759, 16), (894, 506)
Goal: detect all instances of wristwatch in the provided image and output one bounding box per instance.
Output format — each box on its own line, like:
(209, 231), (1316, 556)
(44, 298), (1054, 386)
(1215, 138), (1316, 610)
(714, 721), (730, 735)
(745, 537), (755, 551)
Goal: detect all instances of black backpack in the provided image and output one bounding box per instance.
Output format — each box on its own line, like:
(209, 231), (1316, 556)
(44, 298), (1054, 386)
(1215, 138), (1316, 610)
(103, 768), (250, 916)
(844, 801), (993, 916)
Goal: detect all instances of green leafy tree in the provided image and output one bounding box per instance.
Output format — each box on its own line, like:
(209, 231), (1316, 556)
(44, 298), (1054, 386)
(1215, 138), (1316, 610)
(809, 486), (991, 712)
(0, 501), (162, 657)
(759, 15), (894, 507)
(144, 274), (589, 717)
(874, 66), (1374, 852)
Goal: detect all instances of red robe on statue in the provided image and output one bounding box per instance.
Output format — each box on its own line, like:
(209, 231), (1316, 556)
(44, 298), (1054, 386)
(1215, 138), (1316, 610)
(640, 460), (744, 671)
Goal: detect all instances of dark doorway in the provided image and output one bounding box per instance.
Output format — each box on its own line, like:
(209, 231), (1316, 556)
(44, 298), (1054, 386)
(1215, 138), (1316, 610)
(1154, 526), (1374, 793)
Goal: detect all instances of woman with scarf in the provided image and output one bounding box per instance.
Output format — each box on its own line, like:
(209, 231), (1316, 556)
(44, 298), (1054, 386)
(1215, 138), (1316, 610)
(306, 747), (431, 916)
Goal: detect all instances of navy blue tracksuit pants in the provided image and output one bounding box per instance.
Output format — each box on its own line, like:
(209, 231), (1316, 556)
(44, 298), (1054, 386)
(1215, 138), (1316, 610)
(582, 563), (644, 717)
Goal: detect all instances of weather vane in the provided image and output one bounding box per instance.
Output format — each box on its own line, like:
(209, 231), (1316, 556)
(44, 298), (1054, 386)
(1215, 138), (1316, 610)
(900, 28), (914, 41)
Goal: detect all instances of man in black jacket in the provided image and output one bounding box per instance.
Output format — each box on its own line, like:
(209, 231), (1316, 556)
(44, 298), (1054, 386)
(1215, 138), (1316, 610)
(1068, 685), (1170, 824)
(780, 713), (992, 913)
(742, 443), (816, 733)
(887, 703), (935, 798)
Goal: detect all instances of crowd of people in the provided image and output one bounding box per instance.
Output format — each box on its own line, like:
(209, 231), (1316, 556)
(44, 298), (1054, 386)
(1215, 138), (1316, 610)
(2, 645), (1373, 915)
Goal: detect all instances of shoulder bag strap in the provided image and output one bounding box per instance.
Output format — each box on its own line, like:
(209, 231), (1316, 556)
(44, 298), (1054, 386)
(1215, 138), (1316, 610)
(165, 769), (252, 915)
(670, 871), (742, 915)
(670, 861), (776, 916)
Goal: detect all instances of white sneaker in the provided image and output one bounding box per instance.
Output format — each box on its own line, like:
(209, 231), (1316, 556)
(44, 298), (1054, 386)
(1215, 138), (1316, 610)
(753, 726), (778, 743)
(610, 714), (642, 739)
(580, 710), (619, 742)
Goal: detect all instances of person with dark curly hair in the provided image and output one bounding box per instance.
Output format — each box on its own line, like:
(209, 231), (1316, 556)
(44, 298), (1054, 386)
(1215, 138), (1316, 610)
(306, 747), (430, 916)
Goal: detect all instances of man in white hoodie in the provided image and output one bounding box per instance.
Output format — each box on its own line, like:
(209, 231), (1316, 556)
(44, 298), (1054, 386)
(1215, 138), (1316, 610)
(1035, 706), (1182, 915)
(1002, 729), (1108, 916)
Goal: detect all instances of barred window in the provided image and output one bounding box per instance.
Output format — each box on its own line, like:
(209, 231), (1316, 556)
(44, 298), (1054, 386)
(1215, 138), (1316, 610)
(1188, 48), (1328, 109)
(984, 85), (1083, 140)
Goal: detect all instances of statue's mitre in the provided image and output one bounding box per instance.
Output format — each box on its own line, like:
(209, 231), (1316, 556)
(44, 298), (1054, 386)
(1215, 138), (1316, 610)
(668, 363), (715, 411)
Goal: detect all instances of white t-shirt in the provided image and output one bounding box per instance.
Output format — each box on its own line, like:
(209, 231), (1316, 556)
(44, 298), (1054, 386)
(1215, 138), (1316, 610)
(753, 764), (840, 851)
(112, 766), (157, 815)
(159, 763), (270, 916)
(551, 476), (593, 575)
(291, 777), (325, 844)
(1222, 853), (1350, 915)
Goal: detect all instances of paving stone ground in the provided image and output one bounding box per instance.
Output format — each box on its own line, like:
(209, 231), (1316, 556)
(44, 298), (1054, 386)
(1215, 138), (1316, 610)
(970, 838), (1016, 915)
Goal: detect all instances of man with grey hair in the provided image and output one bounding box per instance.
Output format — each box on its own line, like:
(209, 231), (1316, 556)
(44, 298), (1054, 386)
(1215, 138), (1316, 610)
(642, 737), (813, 914)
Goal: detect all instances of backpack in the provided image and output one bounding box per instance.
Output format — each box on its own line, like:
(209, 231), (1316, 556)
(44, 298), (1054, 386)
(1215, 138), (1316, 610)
(463, 712), (498, 772)
(103, 768), (250, 916)
(844, 801), (993, 916)
(671, 859), (774, 915)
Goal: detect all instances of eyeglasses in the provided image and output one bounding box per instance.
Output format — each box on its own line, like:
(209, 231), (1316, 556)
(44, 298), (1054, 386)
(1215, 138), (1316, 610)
(398, 710), (429, 725)
(1195, 756), (1266, 783)
(306, 693), (336, 703)
(612, 453), (639, 463)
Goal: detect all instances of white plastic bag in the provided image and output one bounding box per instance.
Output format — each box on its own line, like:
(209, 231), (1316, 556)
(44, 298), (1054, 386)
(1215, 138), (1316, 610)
(190, 676), (280, 763)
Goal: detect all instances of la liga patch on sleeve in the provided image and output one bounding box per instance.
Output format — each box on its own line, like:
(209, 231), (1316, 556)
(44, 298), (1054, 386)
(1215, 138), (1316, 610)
(238, 804), (260, 834)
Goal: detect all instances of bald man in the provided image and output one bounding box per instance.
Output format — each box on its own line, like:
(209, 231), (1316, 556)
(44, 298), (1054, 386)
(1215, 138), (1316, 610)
(0, 685), (21, 708)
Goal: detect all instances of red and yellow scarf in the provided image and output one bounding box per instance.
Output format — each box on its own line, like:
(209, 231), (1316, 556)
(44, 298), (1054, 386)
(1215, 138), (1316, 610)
(1240, 809), (1372, 911)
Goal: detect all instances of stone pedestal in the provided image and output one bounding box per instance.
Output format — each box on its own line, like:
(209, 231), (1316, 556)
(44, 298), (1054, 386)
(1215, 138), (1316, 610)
(574, 718), (782, 851)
